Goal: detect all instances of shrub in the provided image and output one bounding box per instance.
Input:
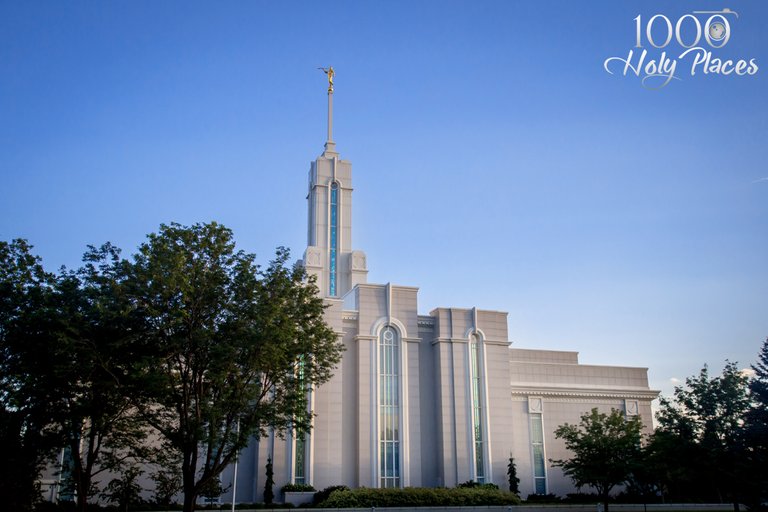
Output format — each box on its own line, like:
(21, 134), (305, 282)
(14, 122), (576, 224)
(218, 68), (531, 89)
(457, 481), (500, 490)
(281, 483), (316, 493)
(564, 492), (602, 503)
(525, 493), (561, 503)
(312, 485), (350, 506)
(319, 486), (520, 508)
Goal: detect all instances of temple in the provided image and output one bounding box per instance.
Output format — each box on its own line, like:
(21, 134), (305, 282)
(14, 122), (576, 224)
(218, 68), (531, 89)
(216, 72), (659, 502)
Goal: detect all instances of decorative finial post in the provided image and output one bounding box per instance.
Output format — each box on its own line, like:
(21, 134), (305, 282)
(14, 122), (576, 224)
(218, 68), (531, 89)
(318, 66), (336, 153)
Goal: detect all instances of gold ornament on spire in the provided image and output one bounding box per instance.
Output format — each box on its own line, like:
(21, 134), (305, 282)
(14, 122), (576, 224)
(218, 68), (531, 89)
(318, 66), (334, 93)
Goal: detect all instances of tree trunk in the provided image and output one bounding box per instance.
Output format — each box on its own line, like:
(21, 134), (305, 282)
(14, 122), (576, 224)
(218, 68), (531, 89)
(76, 471), (92, 512)
(76, 494), (87, 512)
(183, 490), (197, 512)
(71, 437), (88, 512)
(182, 455), (198, 512)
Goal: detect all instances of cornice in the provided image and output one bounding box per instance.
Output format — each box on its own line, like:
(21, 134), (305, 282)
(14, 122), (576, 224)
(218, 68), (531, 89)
(509, 386), (659, 400)
(431, 337), (509, 347)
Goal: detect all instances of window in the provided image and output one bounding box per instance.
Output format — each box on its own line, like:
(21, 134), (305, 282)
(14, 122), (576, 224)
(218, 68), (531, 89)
(329, 182), (338, 296)
(294, 434), (306, 484)
(530, 413), (547, 494)
(294, 355), (308, 484)
(469, 333), (486, 482)
(57, 446), (75, 502)
(379, 326), (400, 488)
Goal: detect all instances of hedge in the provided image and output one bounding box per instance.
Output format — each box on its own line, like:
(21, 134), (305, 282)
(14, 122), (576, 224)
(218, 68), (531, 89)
(317, 486), (521, 508)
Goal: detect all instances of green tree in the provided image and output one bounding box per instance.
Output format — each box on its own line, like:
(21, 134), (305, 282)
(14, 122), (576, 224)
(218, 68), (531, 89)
(744, 339), (768, 506)
(100, 465), (144, 512)
(551, 408), (643, 512)
(507, 455), (520, 495)
(55, 244), (149, 512)
(127, 223), (342, 512)
(199, 476), (224, 505)
(149, 453), (182, 507)
(654, 362), (750, 510)
(0, 239), (57, 511)
(1, 241), (148, 512)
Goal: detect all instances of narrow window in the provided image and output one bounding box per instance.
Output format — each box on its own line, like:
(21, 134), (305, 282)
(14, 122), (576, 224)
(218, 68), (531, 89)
(329, 182), (338, 296)
(58, 446), (75, 502)
(379, 326), (400, 488)
(469, 333), (486, 482)
(294, 355), (308, 484)
(530, 413), (547, 494)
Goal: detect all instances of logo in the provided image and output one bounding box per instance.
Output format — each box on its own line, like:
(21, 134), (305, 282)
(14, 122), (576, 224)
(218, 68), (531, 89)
(708, 21), (727, 42)
(604, 8), (759, 89)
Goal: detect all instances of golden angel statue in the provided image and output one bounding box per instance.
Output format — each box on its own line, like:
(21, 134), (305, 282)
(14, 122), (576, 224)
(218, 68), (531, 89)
(318, 66), (335, 92)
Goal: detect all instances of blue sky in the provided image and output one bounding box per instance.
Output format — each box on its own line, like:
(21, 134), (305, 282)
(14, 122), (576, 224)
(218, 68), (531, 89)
(1, 0), (766, 401)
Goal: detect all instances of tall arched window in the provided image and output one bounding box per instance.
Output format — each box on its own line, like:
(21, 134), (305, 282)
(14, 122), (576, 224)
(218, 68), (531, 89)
(328, 182), (339, 296)
(379, 326), (400, 488)
(469, 333), (486, 482)
(293, 355), (308, 484)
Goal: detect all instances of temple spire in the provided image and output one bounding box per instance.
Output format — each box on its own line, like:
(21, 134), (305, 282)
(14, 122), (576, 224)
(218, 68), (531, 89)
(319, 66), (336, 155)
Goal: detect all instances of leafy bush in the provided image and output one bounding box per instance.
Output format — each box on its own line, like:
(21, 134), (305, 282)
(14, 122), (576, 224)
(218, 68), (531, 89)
(564, 492), (601, 503)
(35, 503), (77, 512)
(319, 486), (520, 507)
(613, 491), (663, 504)
(312, 485), (350, 506)
(457, 480), (500, 490)
(223, 504), (294, 509)
(281, 483), (316, 493)
(525, 493), (561, 502)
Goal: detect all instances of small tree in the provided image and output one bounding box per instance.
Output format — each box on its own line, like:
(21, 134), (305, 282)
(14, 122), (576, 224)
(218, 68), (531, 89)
(551, 408), (643, 512)
(264, 457), (274, 505)
(100, 465), (144, 512)
(199, 477), (224, 505)
(507, 455), (520, 495)
(149, 452), (182, 507)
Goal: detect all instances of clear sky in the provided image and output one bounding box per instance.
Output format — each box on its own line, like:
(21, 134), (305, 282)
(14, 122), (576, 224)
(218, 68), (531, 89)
(1, 0), (766, 401)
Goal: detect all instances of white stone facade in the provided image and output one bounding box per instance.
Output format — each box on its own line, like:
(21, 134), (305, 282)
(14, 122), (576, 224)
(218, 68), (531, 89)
(217, 116), (659, 503)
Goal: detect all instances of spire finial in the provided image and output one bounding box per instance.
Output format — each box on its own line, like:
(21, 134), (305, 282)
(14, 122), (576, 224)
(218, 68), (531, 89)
(318, 66), (336, 155)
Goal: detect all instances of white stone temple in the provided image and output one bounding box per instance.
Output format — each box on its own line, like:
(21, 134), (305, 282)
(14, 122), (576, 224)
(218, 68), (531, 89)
(218, 73), (659, 503)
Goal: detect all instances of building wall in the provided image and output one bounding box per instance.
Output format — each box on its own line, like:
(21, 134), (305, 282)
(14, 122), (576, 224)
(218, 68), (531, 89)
(506, 348), (657, 498)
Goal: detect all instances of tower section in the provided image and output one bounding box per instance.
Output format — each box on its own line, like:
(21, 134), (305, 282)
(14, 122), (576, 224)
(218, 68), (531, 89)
(303, 68), (368, 298)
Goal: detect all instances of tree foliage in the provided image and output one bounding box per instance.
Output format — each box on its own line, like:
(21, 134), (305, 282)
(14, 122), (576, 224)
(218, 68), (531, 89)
(653, 362), (750, 508)
(551, 408), (643, 512)
(2, 223), (342, 512)
(1, 240), (148, 512)
(746, 338), (768, 446)
(745, 339), (768, 505)
(100, 465), (144, 512)
(0, 239), (56, 511)
(126, 222), (342, 512)
(56, 244), (149, 511)
(149, 452), (182, 507)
